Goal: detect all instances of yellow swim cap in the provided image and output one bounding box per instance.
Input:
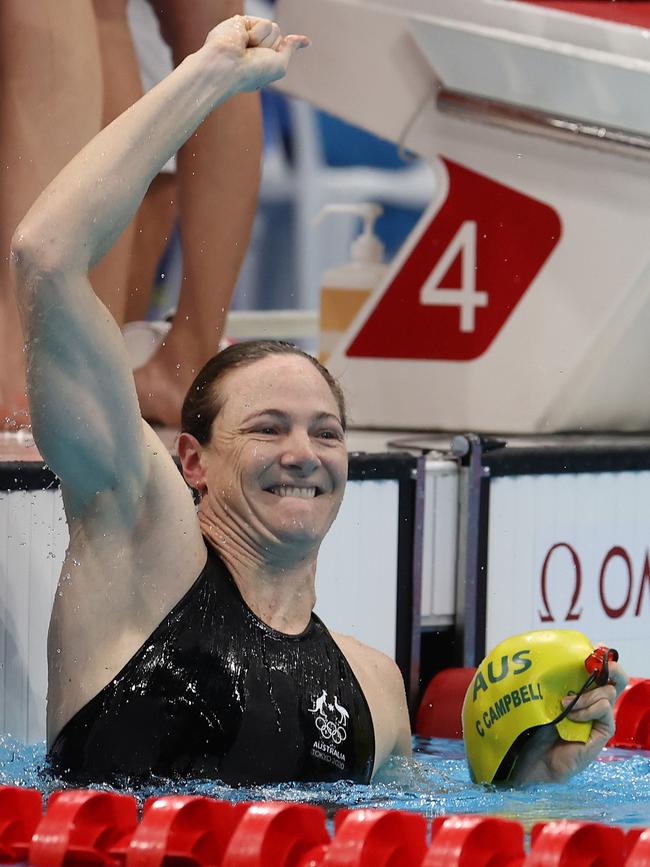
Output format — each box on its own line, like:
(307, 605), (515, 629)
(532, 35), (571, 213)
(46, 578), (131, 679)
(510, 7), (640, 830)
(462, 630), (612, 784)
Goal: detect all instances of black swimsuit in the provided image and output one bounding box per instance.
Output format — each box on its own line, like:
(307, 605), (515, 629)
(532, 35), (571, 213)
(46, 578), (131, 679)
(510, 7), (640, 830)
(48, 545), (375, 786)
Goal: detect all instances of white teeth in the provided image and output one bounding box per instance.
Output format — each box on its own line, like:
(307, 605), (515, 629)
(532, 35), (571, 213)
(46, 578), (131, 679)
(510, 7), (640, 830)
(270, 486), (317, 499)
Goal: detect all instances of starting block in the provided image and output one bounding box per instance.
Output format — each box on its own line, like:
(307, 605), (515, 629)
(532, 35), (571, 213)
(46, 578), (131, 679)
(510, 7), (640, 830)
(277, 0), (650, 432)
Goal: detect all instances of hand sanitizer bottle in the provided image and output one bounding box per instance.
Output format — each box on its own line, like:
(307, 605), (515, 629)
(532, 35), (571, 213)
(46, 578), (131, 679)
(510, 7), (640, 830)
(315, 203), (387, 363)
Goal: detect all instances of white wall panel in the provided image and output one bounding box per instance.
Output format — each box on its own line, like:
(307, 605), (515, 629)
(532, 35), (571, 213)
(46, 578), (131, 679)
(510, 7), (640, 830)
(0, 494), (7, 736)
(0, 491), (66, 744)
(4, 493), (32, 741)
(316, 479), (399, 658)
(419, 459), (458, 626)
(487, 471), (650, 677)
(26, 493), (67, 744)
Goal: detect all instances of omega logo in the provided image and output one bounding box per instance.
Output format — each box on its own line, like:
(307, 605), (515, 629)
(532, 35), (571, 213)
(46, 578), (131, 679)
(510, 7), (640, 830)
(539, 542), (650, 623)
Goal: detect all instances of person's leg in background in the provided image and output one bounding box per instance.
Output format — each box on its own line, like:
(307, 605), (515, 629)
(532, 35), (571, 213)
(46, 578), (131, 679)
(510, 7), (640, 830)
(0, 0), (102, 431)
(134, 0), (263, 427)
(90, 0), (144, 325)
(123, 0), (179, 325)
(124, 171), (178, 323)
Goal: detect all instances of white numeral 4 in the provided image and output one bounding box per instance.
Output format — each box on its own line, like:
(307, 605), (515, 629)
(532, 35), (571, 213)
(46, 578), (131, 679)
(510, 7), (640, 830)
(419, 221), (488, 332)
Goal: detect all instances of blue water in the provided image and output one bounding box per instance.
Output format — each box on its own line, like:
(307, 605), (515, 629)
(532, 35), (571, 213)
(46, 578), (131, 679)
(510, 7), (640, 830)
(1, 736), (649, 830)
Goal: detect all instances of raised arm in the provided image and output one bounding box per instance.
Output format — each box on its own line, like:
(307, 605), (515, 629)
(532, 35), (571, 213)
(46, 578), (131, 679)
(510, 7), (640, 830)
(10, 17), (307, 515)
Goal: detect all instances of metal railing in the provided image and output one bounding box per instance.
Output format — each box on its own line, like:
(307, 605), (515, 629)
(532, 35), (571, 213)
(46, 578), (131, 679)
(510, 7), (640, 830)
(438, 87), (650, 161)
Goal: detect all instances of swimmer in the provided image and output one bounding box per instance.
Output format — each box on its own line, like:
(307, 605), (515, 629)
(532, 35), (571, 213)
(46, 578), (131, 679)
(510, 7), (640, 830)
(10, 15), (626, 785)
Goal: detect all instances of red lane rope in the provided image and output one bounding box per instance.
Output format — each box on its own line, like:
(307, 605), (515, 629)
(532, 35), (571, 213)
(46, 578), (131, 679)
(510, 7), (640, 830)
(0, 787), (647, 866)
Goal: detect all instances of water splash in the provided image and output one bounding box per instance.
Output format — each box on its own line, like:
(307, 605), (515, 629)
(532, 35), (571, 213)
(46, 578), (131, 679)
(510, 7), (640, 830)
(1, 735), (649, 828)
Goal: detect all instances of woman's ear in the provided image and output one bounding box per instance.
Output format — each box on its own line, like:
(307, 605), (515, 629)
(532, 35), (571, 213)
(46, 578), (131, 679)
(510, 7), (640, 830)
(178, 432), (207, 495)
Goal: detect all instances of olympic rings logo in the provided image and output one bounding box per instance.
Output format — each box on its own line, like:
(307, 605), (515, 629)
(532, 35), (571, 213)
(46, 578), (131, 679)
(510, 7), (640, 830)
(315, 715), (347, 744)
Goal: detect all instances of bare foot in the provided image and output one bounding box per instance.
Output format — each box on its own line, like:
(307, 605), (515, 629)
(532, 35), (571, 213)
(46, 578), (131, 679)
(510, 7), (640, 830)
(134, 354), (197, 428)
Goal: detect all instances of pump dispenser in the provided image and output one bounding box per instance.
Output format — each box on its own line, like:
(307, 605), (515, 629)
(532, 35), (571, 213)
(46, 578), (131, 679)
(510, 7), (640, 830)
(315, 203), (388, 363)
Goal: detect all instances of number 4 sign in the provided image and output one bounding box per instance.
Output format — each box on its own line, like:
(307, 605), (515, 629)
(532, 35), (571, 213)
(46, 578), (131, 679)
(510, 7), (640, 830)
(346, 159), (562, 361)
(419, 220), (487, 333)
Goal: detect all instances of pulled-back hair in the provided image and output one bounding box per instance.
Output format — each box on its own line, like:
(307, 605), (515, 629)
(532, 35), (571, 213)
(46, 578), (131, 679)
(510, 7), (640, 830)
(181, 340), (347, 444)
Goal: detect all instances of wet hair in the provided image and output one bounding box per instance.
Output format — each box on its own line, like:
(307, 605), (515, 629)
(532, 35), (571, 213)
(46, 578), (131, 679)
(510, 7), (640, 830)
(180, 340), (347, 444)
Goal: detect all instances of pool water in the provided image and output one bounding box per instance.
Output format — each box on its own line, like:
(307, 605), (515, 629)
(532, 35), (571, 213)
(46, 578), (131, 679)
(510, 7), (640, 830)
(1, 735), (649, 830)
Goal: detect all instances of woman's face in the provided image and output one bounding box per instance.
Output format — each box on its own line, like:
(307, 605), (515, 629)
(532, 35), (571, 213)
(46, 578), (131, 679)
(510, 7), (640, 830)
(200, 354), (348, 555)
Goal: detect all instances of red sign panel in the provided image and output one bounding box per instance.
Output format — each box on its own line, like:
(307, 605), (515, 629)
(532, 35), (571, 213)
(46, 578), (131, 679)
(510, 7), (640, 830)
(521, 2), (650, 29)
(347, 158), (562, 360)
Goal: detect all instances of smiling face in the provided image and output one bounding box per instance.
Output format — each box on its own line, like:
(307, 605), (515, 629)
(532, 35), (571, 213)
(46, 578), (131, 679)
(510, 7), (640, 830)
(195, 354), (348, 560)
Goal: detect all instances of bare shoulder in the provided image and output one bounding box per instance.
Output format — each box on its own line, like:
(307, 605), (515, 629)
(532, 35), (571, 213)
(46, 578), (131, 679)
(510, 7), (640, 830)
(332, 632), (403, 691)
(331, 631), (412, 764)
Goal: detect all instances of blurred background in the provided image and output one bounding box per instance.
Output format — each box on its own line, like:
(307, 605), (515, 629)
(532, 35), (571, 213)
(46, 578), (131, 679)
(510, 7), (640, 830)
(128, 0), (437, 323)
